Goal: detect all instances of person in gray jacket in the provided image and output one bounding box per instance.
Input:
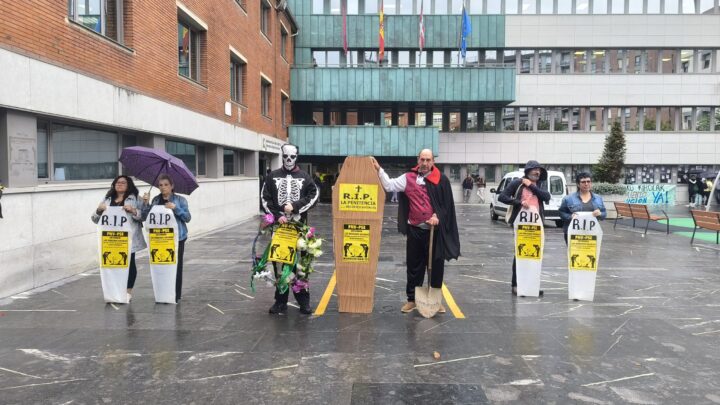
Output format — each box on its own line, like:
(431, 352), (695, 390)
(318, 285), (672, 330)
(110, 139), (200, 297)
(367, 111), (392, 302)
(91, 175), (147, 301)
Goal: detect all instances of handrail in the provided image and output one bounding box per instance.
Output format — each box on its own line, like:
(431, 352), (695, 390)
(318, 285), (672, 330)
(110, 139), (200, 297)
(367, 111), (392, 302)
(292, 62), (515, 69)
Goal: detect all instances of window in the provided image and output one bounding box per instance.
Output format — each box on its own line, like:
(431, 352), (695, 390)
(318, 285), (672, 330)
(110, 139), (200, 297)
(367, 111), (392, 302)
(593, 0), (608, 13)
(261, 0), (271, 38)
(573, 50), (587, 73)
(415, 111), (427, 127)
(470, 0), (484, 13)
(644, 107), (657, 130)
(485, 50), (497, 64)
(432, 112), (443, 129)
(681, 107), (693, 130)
(230, 56), (246, 104)
(348, 0), (359, 13)
(502, 108), (516, 131)
(576, 0), (590, 13)
(661, 50), (677, 73)
(540, 0), (554, 13)
(261, 78), (272, 118)
(483, 110), (497, 131)
(487, 0), (502, 13)
(167, 140), (198, 175)
(505, 0), (519, 13)
(451, 0), (464, 13)
(644, 50), (659, 73)
(503, 50), (517, 67)
(223, 149), (236, 176)
(696, 107), (712, 131)
(178, 20), (203, 82)
(414, 51), (428, 67)
(554, 108), (570, 130)
(68, 0), (124, 43)
(432, 50), (445, 67)
(313, 50), (327, 66)
(640, 166), (655, 184)
(558, 51), (572, 73)
(664, 0), (679, 13)
(611, 0), (625, 13)
(681, 0), (696, 13)
(698, 50), (712, 72)
(400, 0), (413, 14)
(627, 49), (641, 74)
(435, 0), (449, 13)
(518, 107), (531, 131)
(647, 0), (661, 13)
(280, 27), (288, 60)
(467, 112), (479, 131)
(571, 107), (583, 131)
(609, 49), (625, 73)
(659, 107), (676, 131)
(449, 112), (461, 132)
(365, 0), (378, 13)
(330, 0), (341, 14)
(558, 0), (572, 13)
(700, 0), (715, 13)
(327, 51), (340, 67)
(398, 51), (410, 67)
(538, 50), (552, 73)
(591, 50), (606, 73)
(522, 0), (536, 13)
(537, 108), (552, 130)
(520, 50), (535, 73)
(590, 107), (604, 131)
(624, 107), (640, 131)
(680, 49), (694, 73)
(628, 0), (642, 13)
(549, 176), (564, 195)
(312, 0), (324, 14)
(37, 123), (49, 178)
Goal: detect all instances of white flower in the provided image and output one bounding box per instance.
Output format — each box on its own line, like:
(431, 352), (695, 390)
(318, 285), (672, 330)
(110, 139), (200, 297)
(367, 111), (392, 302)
(312, 249), (323, 258)
(296, 263), (305, 271)
(296, 238), (308, 251)
(297, 270), (306, 277)
(308, 239), (322, 249)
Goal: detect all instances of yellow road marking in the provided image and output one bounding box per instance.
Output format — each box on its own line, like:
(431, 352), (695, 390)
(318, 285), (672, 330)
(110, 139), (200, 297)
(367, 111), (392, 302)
(313, 270), (337, 316)
(442, 283), (466, 319)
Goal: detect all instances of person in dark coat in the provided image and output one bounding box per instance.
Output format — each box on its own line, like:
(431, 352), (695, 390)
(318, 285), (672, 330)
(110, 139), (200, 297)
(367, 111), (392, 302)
(371, 150), (460, 313)
(261, 144), (319, 315)
(498, 160), (551, 295)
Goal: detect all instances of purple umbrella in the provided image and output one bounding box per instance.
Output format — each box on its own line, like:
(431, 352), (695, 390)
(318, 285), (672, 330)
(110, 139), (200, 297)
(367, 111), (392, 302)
(119, 146), (199, 195)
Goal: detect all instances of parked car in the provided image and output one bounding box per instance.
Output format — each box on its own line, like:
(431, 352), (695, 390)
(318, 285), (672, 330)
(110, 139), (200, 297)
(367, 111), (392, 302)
(489, 170), (568, 227)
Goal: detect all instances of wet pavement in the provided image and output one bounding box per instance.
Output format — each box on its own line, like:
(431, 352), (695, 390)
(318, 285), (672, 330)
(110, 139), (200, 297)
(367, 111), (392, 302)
(1, 203), (719, 404)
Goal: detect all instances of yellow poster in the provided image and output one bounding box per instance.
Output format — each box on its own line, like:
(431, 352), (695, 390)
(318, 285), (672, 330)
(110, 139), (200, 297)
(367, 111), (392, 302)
(149, 228), (176, 265)
(338, 183), (379, 212)
(342, 224), (370, 263)
(569, 235), (598, 271)
(100, 231), (130, 268)
(269, 224), (299, 264)
(516, 224), (542, 260)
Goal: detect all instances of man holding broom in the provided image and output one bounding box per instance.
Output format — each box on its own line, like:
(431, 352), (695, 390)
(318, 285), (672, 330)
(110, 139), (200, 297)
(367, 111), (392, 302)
(370, 150), (460, 313)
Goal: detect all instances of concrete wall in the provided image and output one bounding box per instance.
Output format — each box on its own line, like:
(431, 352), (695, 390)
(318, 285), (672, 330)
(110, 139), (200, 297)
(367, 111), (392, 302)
(505, 15), (720, 48)
(0, 178), (259, 299)
(437, 132), (720, 165)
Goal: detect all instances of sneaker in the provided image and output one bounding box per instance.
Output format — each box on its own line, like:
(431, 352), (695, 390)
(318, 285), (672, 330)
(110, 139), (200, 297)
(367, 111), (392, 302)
(401, 302), (416, 313)
(438, 303), (446, 313)
(269, 302), (288, 315)
(126, 293), (132, 302)
(512, 287), (518, 296)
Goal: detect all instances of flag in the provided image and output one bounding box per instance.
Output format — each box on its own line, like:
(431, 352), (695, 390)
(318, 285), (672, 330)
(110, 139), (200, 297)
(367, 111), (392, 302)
(460, 0), (472, 59)
(379, 0), (385, 62)
(418, 0), (425, 52)
(342, 0), (348, 55)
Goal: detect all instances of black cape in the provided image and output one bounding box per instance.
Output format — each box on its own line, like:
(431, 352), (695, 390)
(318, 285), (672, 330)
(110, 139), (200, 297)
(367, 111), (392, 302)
(397, 170), (460, 261)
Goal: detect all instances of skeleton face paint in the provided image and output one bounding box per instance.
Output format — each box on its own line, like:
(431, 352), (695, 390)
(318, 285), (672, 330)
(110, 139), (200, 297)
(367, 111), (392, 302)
(281, 144), (298, 171)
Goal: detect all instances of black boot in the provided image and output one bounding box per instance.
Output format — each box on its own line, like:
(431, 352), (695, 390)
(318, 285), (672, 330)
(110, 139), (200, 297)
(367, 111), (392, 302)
(294, 290), (312, 315)
(270, 286), (289, 315)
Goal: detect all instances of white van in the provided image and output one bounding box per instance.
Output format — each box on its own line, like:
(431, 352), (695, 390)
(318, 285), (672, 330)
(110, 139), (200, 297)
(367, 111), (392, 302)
(489, 170), (568, 227)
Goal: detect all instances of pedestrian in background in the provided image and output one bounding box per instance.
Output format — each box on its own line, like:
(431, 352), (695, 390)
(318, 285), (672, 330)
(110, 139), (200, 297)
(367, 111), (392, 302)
(462, 174), (474, 203)
(476, 177), (486, 203)
(142, 174), (191, 303)
(688, 175), (702, 208)
(92, 175), (147, 302)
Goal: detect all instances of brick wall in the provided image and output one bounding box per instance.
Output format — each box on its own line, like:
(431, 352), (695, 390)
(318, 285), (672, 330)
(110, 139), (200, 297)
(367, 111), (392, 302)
(0, 0), (294, 142)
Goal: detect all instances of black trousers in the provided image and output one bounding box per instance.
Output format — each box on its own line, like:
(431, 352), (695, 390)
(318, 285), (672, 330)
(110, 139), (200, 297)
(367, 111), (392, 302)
(511, 257), (517, 287)
(272, 262), (310, 306)
(127, 253), (137, 289)
(406, 226), (445, 302)
(176, 239), (186, 301)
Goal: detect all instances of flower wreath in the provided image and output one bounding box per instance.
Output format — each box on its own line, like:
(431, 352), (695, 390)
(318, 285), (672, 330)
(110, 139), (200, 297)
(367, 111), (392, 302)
(251, 213), (323, 294)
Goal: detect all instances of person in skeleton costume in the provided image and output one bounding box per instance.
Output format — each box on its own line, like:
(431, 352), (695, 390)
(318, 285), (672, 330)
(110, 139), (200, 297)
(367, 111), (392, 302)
(261, 144), (319, 314)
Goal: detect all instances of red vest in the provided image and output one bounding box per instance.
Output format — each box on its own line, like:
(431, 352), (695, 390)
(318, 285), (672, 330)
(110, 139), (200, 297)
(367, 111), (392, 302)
(405, 172), (434, 225)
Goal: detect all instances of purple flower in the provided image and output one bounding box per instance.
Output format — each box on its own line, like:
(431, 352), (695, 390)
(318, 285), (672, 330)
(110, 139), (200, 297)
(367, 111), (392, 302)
(291, 279), (309, 293)
(261, 213), (275, 227)
(306, 227), (315, 238)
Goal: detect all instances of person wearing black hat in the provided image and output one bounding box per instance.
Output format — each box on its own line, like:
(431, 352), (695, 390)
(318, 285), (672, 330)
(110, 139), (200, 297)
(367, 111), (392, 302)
(498, 160), (551, 295)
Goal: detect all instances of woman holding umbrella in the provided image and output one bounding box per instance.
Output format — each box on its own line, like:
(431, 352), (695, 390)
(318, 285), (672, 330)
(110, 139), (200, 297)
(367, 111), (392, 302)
(91, 175), (147, 301)
(141, 174), (191, 303)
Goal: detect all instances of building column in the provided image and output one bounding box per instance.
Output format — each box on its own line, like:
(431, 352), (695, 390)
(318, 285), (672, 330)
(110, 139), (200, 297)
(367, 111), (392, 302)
(205, 145), (223, 178)
(0, 110), (38, 188)
(139, 134), (165, 151)
(243, 150), (259, 177)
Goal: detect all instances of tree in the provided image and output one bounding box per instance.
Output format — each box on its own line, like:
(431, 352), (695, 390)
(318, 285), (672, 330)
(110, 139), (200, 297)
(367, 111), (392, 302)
(593, 121), (626, 184)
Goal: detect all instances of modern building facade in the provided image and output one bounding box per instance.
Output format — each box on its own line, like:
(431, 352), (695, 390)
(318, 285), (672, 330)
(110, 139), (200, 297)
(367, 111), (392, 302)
(0, 0), (295, 298)
(289, 0), (720, 201)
